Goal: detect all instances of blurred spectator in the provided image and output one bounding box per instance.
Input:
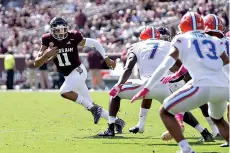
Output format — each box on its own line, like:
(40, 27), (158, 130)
(39, 63), (50, 89)
(87, 49), (104, 90)
(75, 9), (87, 29)
(120, 43), (131, 66)
(0, 0), (228, 89)
(25, 51), (37, 89)
(4, 51), (15, 89)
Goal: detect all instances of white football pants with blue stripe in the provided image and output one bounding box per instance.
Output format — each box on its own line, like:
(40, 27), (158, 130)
(163, 83), (229, 120)
(117, 79), (185, 103)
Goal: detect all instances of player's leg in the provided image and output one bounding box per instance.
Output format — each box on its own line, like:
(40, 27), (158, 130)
(97, 96), (123, 136)
(183, 111), (213, 142)
(60, 65), (101, 124)
(199, 104), (220, 138)
(129, 82), (171, 134)
(98, 81), (142, 136)
(160, 85), (208, 152)
(221, 103), (230, 147)
(208, 100), (229, 143)
(161, 112), (185, 141)
(129, 99), (152, 133)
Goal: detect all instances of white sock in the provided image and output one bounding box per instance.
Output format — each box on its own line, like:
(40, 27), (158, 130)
(195, 124), (205, 133)
(76, 95), (94, 109)
(109, 116), (116, 124)
(205, 117), (219, 135)
(178, 139), (193, 152)
(138, 108), (149, 129)
(100, 108), (109, 120)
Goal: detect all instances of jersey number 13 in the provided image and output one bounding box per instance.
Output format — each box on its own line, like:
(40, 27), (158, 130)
(57, 53), (71, 66)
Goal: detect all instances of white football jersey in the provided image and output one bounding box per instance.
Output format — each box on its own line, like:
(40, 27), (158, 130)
(171, 31), (228, 87)
(128, 39), (170, 81)
(221, 37), (230, 57)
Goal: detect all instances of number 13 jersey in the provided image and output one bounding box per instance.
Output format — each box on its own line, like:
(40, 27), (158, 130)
(171, 31), (228, 87)
(41, 30), (83, 76)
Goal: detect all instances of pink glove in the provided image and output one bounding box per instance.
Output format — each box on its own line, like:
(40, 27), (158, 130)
(109, 84), (123, 98)
(130, 88), (150, 103)
(161, 66), (188, 84)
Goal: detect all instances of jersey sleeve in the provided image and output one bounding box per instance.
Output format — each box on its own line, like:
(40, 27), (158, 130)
(72, 30), (84, 45)
(41, 33), (50, 47)
(170, 35), (185, 61)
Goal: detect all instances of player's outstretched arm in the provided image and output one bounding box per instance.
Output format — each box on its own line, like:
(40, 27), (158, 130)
(220, 52), (230, 81)
(109, 52), (137, 97)
(79, 38), (116, 69)
(34, 45), (57, 68)
(116, 52), (137, 85)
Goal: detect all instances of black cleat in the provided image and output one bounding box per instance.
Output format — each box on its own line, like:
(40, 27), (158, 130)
(98, 123), (115, 137)
(89, 104), (102, 124)
(199, 128), (214, 142)
(213, 133), (223, 140)
(220, 142), (229, 147)
(129, 126), (140, 134)
(115, 118), (125, 134)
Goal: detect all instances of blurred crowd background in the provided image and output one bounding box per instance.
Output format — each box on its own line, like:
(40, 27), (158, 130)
(0, 0), (229, 90)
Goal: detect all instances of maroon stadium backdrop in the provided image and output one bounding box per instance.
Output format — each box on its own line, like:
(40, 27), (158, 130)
(0, 54), (120, 85)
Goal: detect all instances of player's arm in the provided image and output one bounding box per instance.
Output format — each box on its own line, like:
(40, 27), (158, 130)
(145, 46), (179, 90)
(220, 52), (229, 80)
(34, 45), (57, 67)
(79, 38), (115, 69)
(116, 52), (137, 85)
(109, 52), (137, 97)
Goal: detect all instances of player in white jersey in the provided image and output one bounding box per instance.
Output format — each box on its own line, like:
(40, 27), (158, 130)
(98, 26), (213, 139)
(203, 14), (230, 147)
(131, 12), (229, 153)
(160, 14), (229, 141)
(97, 26), (172, 136)
(128, 28), (213, 142)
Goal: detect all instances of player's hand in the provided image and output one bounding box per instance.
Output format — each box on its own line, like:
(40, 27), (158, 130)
(105, 57), (116, 70)
(44, 47), (58, 58)
(130, 88), (150, 103)
(161, 73), (180, 84)
(109, 84), (122, 98)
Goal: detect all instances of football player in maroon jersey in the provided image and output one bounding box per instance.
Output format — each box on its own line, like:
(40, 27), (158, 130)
(34, 17), (125, 131)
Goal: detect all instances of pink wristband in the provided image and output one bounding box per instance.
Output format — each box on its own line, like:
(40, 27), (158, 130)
(178, 65), (188, 76)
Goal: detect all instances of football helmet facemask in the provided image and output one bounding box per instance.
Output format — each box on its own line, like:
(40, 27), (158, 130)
(157, 26), (171, 41)
(50, 17), (68, 40)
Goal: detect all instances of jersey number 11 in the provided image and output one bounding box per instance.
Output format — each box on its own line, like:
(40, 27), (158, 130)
(57, 53), (71, 66)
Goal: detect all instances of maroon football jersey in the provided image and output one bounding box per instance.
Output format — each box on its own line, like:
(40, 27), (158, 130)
(41, 30), (83, 76)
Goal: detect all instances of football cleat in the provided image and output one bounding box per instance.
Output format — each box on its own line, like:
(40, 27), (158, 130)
(115, 118), (125, 134)
(129, 125), (144, 134)
(89, 104), (102, 124)
(98, 124), (115, 137)
(220, 142), (229, 147)
(199, 128), (214, 142)
(213, 133), (223, 140)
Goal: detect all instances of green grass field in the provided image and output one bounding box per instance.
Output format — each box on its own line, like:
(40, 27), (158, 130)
(0, 91), (228, 153)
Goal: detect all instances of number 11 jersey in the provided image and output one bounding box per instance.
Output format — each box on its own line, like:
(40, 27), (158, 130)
(171, 31), (228, 87)
(41, 30), (83, 76)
